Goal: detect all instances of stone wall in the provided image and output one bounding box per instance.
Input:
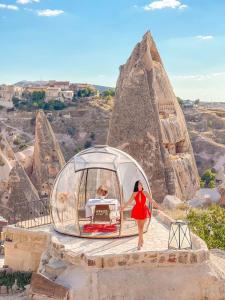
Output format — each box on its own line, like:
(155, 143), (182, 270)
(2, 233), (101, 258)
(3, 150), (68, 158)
(2, 226), (50, 272)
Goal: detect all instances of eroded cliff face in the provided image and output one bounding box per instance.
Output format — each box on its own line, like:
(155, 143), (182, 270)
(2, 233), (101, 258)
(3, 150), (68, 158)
(31, 110), (66, 198)
(108, 32), (199, 201)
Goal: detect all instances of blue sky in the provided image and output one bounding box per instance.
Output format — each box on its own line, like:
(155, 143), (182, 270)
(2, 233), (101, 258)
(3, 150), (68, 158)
(0, 0), (225, 101)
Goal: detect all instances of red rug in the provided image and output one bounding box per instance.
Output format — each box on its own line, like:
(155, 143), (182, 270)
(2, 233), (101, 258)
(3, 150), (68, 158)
(83, 224), (117, 233)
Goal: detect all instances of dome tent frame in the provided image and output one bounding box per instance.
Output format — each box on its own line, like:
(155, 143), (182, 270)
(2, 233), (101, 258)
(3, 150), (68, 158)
(50, 145), (152, 238)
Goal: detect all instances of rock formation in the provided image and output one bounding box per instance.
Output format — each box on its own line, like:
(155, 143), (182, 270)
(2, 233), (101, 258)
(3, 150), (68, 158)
(31, 110), (66, 198)
(107, 32), (199, 202)
(184, 106), (225, 176)
(0, 134), (43, 224)
(0, 134), (15, 221)
(0, 133), (15, 183)
(6, 161), (43, 224)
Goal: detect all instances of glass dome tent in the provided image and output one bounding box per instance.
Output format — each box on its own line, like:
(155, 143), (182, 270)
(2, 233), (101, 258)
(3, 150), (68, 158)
(50, 145), (152, 238)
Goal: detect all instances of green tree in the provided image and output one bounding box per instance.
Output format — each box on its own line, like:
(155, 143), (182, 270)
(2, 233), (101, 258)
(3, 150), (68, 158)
(12, 97), (20, 108)
(177, 97), (183, 106)
(201, 169), (216, 188)
(31, 91), (45, 102)
(194, 99), (200, 105)
(102, 89), (115, 98)
(76, 87), (97, 98)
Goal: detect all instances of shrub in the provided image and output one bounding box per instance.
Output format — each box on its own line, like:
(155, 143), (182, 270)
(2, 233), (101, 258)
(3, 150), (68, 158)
(187, 205), (225, 250)
(201, 169), (216, 188)
(74, 146), (82, 154)
(0, 270), (32, 290)
(177, 97), (183, 106)
(102, 89), (115, 98)
(208, 120), (213, 127)
(67, 127), (76, 137)
(209, 180), (216, 189)
(200, 179), (205, 188)
(19, 144), (27, 151)
(90, 132), (95, 140)
(0, 157), (5, 166)
(84, 140), (92, 149)
(13, 137), (21, 145)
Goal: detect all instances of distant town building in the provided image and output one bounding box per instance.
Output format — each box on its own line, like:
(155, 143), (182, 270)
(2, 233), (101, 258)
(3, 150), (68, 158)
(60, 90), (74, 102)
(45, 87), (62, 102)
(0, 80), (99, 108)
(0, 85), (23, 108)
(48, 80), (70, 90)
(24, 86), (47, 94)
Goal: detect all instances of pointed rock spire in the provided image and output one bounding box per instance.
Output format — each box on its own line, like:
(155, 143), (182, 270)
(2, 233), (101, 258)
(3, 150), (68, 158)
(31, 110), (65, 198)
(0, 133), (15, 181)
(108, 32), (199, 201)
(7, 161), (42, 224)
(0, 134), (42, 224)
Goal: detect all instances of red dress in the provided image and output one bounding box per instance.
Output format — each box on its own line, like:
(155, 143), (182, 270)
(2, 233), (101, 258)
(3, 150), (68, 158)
(131, 191), (151, 220)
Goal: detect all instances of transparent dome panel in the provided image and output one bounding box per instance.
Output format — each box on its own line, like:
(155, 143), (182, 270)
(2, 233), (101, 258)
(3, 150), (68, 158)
(77, 168), (121, 237)
(74, 152), (117, 171)
(51, 162), (80, 236)
(50, 146), (152, 238)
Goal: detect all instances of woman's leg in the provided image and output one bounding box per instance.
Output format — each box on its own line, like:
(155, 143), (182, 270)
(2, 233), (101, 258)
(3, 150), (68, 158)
(137, 220), (142, 249)
(139, 219), (146, 245)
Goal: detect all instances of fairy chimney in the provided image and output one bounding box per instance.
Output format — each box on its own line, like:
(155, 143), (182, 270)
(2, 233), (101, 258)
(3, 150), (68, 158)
(7, 161), (42, 224)
(107, 32), (199, 202)
(31, 110), (65, 198)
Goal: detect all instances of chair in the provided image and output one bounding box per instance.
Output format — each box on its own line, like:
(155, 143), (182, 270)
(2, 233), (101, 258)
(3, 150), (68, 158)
(93, 205), (111, 223)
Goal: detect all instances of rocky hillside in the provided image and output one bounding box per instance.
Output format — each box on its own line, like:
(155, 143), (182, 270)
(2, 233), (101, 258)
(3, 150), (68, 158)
(0, 97), (112, 162)
(1, 100), (225, 181)
(184, 104), (225, 177)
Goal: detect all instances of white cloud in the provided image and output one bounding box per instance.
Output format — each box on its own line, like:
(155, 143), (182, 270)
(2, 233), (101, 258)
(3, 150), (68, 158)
(144, 0), (187, 11)
(196, 35), (214, 40)
(17, 0), (39, 4)
(179, 4), (188, 9)
(0, 3), (19, 10)
(37, 9), (64, 17)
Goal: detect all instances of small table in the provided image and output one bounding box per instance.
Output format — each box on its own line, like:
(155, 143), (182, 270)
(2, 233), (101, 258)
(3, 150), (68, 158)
(85, 199), (120, 223)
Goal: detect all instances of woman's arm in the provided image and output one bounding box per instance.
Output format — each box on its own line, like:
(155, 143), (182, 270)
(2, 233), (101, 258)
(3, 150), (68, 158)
(144, 192), (160, 209)
(121, 193), (135, 211)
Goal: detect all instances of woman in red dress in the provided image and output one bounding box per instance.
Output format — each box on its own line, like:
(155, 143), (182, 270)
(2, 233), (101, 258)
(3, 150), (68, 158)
(121, 181), (153, 250)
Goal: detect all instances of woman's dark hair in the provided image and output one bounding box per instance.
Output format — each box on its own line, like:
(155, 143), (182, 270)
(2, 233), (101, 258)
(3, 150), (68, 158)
(133, 180), (144, 192)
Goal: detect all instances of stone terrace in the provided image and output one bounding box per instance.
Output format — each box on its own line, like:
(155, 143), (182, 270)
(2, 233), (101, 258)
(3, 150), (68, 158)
(28, 211), (209, 270)
(2, 210), (209, 273)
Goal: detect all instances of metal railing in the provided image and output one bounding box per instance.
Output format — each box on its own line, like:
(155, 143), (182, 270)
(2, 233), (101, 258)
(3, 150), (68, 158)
(14, 199), (52, 229)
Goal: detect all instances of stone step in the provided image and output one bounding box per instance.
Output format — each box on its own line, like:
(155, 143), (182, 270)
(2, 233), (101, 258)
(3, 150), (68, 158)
(29, 273), (69, 300)
(44, 258), (68, 278)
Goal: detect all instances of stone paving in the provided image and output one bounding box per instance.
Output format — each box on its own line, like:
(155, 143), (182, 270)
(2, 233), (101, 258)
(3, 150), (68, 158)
(39, 217), (171, 256)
